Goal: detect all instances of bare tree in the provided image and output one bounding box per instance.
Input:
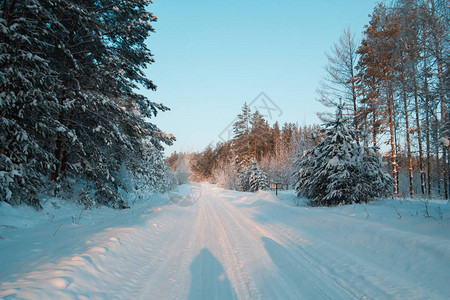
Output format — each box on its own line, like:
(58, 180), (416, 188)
(317, 28), (361, 144)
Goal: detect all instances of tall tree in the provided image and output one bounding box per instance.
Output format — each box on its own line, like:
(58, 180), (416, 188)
(232, 103), (252, 168)
(417, 0), (449, 198)
(250, 110), (270, 161)
(0, 0), (60, 208)
(429, 0), (449, 199)
(357, 3), (401, 195)
(0, 0), (174, 208)
(396, 0), (422, 197)
(271, 121), (282, 159)
(318, 28), (361, 144)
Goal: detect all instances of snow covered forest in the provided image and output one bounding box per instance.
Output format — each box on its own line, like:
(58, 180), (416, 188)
(171, 0), (449, 202)
(1, 0), (175, 209)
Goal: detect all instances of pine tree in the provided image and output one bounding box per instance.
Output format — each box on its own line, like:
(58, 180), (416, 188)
(250, 110), (270, 161)
(272, 121), (281, 158)
(47, 1), (173, 198)
(236, 158), (268, 192)
(0, 0), (60, 208)
(357, 3), (401, 195)
(281, 123), (294, 152)
(249, 160), (269, 192)
(189, 145), (215, 181)
(233, 103), (251, 168)
(356, 146), (394, 202)
(294, 106), (393, 206)
(128, 140), (174, 194)
(0, 0), (174, 209)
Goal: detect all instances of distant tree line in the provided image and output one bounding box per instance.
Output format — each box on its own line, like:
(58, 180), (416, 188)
(168, 104), (322, 191)
(1, 0), (174, 209)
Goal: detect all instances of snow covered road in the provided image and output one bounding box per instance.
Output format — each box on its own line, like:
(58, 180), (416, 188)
(1, 183), (449, 299)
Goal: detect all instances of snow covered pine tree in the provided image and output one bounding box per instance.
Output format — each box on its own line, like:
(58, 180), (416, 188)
(249, 159), (269, 192)
(0, 1), (60, 208)
(237, 158), (269, 192)
(294, 106), (393, 206)
(1, 1), (174, 209)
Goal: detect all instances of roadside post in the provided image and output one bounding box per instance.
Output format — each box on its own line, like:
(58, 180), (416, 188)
(270, 182), (284, 195)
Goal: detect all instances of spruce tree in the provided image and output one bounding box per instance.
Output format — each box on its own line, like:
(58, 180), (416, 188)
(237, 158), (269, 192)
(294, 106), (393, 206)
(232, 103), (251, 168)
(236, 166), (251, 192)
(250, 110), (271, 161)
(0, 0), (60, 208)
(51, 0), (174, 208)
(249, 160), (269, 192)
(0, 0), (174, 209)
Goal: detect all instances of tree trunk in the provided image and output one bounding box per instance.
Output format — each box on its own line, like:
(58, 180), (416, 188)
(52, 22), (76, 182)
(423, 42), (433, 197)
(246, 115), (250, 162)
(426, 102), (432, 197)
(402, 83), (414, 197)
(431, 0), (448, 200)
(388, 92), (398, 195)
(438, 57), (448, 199)
(413, 74), (426, 195)
(434, 117), (441, 196)
(254, 132), (257, 161)
(349, 51), (359, 146)
(372, 102), (377, 148)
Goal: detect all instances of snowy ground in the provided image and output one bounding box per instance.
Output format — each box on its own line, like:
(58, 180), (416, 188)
(1, 183), (449, 299)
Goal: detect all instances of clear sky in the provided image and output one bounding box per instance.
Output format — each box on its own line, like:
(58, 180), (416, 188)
(143, 0), (381, 155)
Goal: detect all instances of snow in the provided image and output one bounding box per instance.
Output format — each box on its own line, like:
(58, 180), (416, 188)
(439, 137), (449, 147)
(327, 155), (340, 168)
(1, 183), (449, 299)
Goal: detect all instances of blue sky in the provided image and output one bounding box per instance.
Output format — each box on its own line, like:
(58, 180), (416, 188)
(143, 0), (381, 154)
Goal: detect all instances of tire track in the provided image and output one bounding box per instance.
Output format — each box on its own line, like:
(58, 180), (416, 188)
(201, 187), (255, 299)
(214, 195), (356, 299)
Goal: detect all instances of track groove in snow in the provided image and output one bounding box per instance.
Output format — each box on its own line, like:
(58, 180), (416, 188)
(213, 189), (356, 299)
(1, 183), (449, 299)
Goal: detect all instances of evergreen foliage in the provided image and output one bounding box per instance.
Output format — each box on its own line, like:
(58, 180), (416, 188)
(237, 159), (269, 192)
(232, 103), (251, 167)
(184, 104), (321, 191)
(1, 0), (60, 208)
(294, 106), (393, 206)
(0, 1), (174, 209)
